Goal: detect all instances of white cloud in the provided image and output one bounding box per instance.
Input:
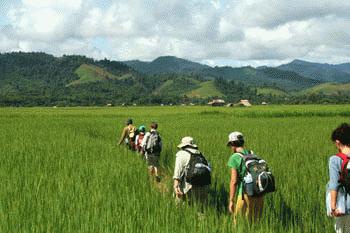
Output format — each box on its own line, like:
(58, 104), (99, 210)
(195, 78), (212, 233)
(0, 0), (349, 66)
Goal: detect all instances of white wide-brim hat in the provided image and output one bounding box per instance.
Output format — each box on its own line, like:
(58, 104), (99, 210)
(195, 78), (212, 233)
(177, 136), (198, 148)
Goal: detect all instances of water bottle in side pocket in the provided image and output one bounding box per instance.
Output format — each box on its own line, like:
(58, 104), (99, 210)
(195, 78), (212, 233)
(244, 173), (254, 196)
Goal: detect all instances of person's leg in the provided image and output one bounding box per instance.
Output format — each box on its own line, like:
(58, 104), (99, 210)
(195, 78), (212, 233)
(146, 154), (154, 175)
(148, 166), (154, 175)
(154, 166), (158, 177)
(194, 185), (209, 212)
(234, 194), (247, 224)
(153, 155), (160, 181)
(249, 196), (264, 222)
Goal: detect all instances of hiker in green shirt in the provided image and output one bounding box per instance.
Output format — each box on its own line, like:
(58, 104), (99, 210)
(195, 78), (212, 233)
(227, 131), (264, 222)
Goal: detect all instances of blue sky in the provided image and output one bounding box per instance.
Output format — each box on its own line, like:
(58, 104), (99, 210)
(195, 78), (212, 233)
(0, 0), (349, 67)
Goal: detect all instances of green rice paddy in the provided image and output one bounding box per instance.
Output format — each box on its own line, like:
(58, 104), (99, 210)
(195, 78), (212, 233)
(1, 105), (349, 232)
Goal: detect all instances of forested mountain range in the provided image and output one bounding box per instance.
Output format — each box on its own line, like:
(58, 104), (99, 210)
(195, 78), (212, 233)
(0, 52), (349, 106)
(278, 59), (350, 83)
(125, 56), (323, 91)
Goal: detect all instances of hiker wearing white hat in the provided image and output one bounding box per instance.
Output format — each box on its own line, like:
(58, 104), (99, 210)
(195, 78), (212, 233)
(227, 131), (264, 221)
(173, 137), (211, 207)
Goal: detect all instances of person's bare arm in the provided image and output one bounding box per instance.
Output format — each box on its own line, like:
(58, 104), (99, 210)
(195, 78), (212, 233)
(229, 168), (238, 213)
(330, 190), (343, 216)
(118, 127), (127, 145)
(173, 179), (183, 197)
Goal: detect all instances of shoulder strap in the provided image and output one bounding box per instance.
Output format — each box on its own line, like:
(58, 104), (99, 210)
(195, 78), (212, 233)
(236, 150), (252, 160)
(237, 150), (255, 175)
(336, 153), (350, 181)
(183, 149), (197, 156)
(182, 149), (193, 155)
(183, 149), (205, 161)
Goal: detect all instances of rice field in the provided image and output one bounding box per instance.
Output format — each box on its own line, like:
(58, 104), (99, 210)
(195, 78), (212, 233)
(1, 105), (350, 233)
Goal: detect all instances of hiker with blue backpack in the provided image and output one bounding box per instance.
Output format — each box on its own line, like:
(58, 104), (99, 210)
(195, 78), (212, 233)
(326, 123), (350, 232)
(227, 132), (275, 222)
(141, 122), (162, 182)
(173, 137), (211, 206)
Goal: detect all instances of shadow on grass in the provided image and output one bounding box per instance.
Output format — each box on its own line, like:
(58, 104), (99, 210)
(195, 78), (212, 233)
(208, 181), (229, 215)
(267, 191), (305, 231)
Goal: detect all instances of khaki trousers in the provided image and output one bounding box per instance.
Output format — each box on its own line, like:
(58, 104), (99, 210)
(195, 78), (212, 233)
(234, 194), (264, 222)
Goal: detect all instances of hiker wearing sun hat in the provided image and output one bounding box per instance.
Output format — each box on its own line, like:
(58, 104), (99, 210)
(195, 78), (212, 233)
(227, 131), (264, 222)
(173, 137), (211, 206)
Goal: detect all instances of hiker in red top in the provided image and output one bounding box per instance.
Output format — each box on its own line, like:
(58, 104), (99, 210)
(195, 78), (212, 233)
(327, 123), (350, 232)
(135, 125), (146, 154)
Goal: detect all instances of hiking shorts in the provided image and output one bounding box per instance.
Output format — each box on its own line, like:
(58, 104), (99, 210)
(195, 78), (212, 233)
(146, 154), (160, 167)
(335, 215), (350, 233)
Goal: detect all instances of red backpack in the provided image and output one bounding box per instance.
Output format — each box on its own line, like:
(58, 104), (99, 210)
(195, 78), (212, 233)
(336, 153), (350, 194)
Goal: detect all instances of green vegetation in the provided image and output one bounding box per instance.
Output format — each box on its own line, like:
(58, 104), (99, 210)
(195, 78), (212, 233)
(0, 52), (350, 106)
(153, 77), (200, 96)
(278, 59), (350, 83)
(299, 83), (350, 96)
(187, 80), (224, 98)
(68, 64), (132, 86)
(257, 87), (288, 97)
(0, 105), (348, 232)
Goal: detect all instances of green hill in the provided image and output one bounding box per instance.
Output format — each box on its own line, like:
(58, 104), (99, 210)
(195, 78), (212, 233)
(187, 80), (224, 98)
(67, 64), (132, 86)
(1, 52), (350, 106)
(257, 87), (288, 96)
(153, 80), (174, 95)
(125, 56), (323, 91)
(153, 77), (200, 96)
(124, 56), (210, 74)
(299, 83), (350, 96)
(278, 59), (350, 83)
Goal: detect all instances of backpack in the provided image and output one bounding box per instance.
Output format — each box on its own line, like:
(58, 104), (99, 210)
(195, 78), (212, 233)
(128, 126), (137, 142)
(145, 131), (162, 154)
(136, 133), (145, 151)
(137, 134), (144, 146)
(184, 150), (211, 186)
(336, 153), (350, 194)
(239, 151), (275, 197)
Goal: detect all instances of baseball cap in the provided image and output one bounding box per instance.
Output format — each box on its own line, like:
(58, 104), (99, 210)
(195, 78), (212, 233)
(138, 125), (146, 132)
(227, 131), (244, 146)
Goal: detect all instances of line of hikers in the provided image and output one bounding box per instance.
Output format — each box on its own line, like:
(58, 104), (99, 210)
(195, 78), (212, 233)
(118, 119), (350, 232)
(117, 118), (276, 221)
(118, 119), (162, 181)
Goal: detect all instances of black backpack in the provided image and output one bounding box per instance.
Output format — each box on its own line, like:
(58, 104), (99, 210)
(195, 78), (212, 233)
(239, 152), (275, 196)
(184, 150), (211, 186)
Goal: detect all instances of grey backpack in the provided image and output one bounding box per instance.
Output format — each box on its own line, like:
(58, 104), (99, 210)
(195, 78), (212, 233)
(145, 131), (162, 154)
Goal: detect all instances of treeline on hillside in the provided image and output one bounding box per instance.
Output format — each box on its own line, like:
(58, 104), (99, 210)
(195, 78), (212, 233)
(0, 52), (350, 106)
